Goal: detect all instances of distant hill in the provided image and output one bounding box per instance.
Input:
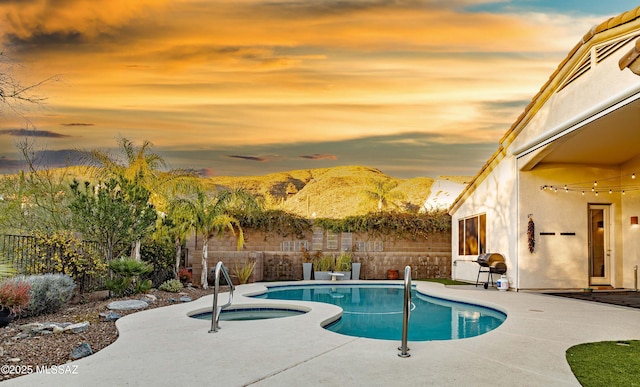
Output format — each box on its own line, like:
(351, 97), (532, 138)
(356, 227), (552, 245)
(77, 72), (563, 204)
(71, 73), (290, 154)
(4, 165), (468, 219)
(205, 165), (437, 218)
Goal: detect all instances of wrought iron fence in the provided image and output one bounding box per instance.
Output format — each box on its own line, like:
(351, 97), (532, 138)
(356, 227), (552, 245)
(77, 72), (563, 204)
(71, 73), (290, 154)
(0, 234), (107, 293)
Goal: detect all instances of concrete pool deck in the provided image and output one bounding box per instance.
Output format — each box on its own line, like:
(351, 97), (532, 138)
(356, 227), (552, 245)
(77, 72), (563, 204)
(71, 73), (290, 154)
(6, 281), (640, 386)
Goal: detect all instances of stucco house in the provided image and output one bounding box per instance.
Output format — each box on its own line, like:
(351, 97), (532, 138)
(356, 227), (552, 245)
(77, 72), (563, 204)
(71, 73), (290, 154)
(449, 7), (640, 291)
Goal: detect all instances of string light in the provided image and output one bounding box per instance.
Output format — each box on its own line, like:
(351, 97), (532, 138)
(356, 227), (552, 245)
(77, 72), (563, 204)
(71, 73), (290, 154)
(541, 172), (639, 195)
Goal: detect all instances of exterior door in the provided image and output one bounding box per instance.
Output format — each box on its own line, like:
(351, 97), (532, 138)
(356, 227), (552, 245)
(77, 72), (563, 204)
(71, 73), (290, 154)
(589, 205), (610, 285)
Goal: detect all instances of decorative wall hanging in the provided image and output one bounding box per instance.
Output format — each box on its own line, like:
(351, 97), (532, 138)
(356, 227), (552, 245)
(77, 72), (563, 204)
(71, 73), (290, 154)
(527, 216), (535, 253)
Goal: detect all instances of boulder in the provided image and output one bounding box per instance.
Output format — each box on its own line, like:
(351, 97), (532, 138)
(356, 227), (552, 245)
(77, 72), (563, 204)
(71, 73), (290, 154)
(70, 343), (93, 360)
(64, 321), (90, 334)
(107, 300), (149, 311)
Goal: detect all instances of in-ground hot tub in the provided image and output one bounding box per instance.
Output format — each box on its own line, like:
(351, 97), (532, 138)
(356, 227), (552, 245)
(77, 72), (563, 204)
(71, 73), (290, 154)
(190, 306), (307, 321)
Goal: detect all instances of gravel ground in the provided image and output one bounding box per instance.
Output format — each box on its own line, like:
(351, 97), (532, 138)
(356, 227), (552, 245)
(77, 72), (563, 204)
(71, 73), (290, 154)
(0, 287), (217, 381)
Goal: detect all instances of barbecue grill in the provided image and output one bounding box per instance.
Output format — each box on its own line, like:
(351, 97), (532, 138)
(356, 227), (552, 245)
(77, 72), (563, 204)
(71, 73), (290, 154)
(475, 253), (507, 289)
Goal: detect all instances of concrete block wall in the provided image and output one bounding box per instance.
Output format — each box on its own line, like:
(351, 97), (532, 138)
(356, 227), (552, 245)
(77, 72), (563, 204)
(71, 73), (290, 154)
(186, 228), (451, 286)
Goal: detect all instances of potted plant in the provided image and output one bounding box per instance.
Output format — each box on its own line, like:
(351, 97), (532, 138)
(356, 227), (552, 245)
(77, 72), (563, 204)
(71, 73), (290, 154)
(0, 279), (31, 326)
(334, 253), (352, 280)
(301, 247), (313, 281)
(313, 254), (334, 280)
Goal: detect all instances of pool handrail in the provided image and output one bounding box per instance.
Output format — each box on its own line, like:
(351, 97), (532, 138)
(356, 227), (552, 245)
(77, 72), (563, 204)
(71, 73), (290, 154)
(209, 261), (235, 333)
(398, 265), (411, 357)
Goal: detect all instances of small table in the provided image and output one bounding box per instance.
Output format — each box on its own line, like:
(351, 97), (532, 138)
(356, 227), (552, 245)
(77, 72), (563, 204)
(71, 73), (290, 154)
(329, 272), (344, 281)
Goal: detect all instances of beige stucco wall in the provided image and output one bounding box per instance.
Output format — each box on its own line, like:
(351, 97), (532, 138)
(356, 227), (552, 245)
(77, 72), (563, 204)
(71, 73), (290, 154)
(451, 155), (519, 287)
(516, 164), (622, 289)
(451, 28), (640, 290)
(621, 154), (640, 289)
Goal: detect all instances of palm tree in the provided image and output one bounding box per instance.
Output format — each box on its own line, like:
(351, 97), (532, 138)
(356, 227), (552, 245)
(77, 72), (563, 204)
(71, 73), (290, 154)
(85, 137), (198, 259)
(87, 137), (198, 212)
(362, 179), (406, 212)
(177, 188), (261, 289)
(161, 202), (195, 279)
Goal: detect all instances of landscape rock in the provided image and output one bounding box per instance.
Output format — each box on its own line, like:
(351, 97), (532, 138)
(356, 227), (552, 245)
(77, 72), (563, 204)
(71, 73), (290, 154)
(70, 343), (93, 360)
(107, 300), (149, 311)
(142, 294), (157, 302)
(179, 296), (192, 302)
(99, 312), (122, 322)
(64, 321), (90, 334)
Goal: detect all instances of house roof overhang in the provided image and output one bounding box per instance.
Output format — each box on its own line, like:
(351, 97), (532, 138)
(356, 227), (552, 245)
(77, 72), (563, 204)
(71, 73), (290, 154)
(449, 6), (640, 215)
(515, 88), (640, 170)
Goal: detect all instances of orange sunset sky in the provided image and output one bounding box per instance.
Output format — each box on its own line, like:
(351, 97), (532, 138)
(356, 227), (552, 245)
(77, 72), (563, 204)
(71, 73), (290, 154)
(1, 1), (638, 178)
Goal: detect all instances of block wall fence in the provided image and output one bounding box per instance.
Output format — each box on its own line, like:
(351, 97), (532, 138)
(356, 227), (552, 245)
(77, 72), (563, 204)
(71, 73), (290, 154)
(185, 228), (451, 286)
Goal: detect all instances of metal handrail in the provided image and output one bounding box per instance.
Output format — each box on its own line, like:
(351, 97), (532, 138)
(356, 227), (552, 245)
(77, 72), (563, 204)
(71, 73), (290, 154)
(398, 265), (411, 357)
(209, 261), (235, 333)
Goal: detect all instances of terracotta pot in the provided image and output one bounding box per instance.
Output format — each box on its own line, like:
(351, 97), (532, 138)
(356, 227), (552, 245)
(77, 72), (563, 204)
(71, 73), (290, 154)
(387, 269), (399, 280)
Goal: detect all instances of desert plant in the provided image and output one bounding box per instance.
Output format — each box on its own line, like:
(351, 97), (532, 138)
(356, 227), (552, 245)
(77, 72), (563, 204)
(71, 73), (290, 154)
(314, 254), (334, 271)
(17, 273), (76, 317)
(106, 257), (154, 297)
(335, 253), (352, 272)
(158, 279), (183, 292)
(0, 278), (31, 316)
(233, 260), (257, 284)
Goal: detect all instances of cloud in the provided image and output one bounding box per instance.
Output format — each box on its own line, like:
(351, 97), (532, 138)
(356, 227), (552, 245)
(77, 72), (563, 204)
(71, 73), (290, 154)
(300, 153), (337, 160)
(0, 156), (26, 170)
(0, 129), (70, 138)
(226, 155), (270, 162)
(61, 122), (94, 126)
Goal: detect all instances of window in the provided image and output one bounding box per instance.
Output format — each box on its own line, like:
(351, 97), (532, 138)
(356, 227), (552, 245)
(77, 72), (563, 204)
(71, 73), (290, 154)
(354, 241), (384, 252)
(311, 227), (324, 251)
(281, 240), (308, 252)
(458, 214), (486, 256)
(326, 230), (338, 250)
(340, 232), (352, 251)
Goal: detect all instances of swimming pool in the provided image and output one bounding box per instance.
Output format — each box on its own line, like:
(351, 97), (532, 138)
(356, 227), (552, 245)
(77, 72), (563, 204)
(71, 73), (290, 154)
(253, 284), (505, 341)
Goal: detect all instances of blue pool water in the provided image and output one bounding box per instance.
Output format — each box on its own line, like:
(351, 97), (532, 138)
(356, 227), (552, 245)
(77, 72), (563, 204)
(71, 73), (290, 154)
(253, 284), (505, 341)
(192, 307), (306, 321)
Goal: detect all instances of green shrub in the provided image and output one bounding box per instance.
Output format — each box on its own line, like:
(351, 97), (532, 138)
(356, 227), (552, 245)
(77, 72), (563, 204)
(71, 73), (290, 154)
(140, 240), (176, 287)
(314, 254), (334, 271)
(335, 253), (352, 271)
(17, 274), (75, 317)
(158, 279), (183, 292)
(106, 257), (154, 297)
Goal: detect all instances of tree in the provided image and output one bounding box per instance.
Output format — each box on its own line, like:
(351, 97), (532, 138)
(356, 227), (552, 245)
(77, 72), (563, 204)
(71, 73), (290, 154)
(86, 137), (198, 212)
(85, 137), (198, 259)
(0, 51), (53, 114)
(68, 176), (157, 263)
(0, 140), (73, 234)
(361, 179), (406, 212)
(161, 202), (195, 279)
(176, 188), (261, 289)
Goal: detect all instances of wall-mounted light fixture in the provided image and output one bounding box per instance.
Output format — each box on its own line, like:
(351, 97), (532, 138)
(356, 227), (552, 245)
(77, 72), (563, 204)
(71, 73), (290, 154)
(631, 216), (638, 225)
